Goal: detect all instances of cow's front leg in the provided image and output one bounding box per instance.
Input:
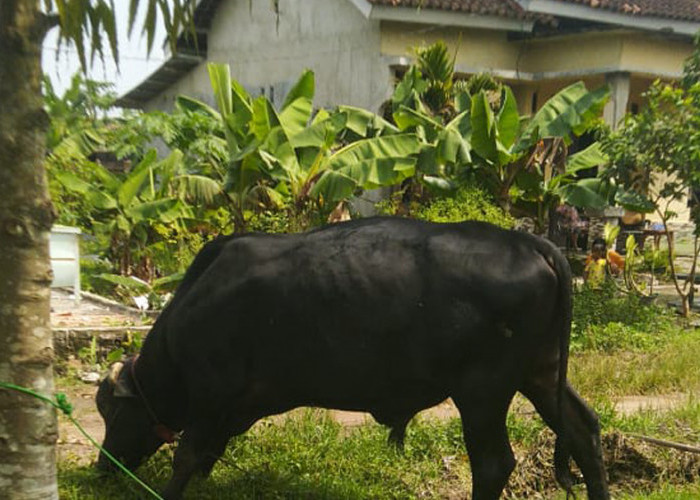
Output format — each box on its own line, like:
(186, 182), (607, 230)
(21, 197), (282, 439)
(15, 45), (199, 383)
(453, 375), (517, 500)
(161, 427), (229, 500)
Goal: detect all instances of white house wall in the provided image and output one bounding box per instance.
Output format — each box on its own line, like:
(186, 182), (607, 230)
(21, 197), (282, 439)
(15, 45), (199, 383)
(145, 0), (392, 112)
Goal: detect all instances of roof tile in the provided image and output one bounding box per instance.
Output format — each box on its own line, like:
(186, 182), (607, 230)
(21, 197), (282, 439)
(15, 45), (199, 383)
(551, 0), (700, 22)
(368, 0), (700, 22)
(366, 0), (531, 19)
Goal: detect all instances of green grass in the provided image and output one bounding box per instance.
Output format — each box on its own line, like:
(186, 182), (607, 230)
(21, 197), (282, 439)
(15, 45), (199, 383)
(570, 329), (700, 399)
(548, 484), (700, 500)
(58, 295), (700, 499)
(58, 400), (700, 499)
(606, 400), (700, 443)
(59, 413), (472, 499)
(618, 484), (700, 499)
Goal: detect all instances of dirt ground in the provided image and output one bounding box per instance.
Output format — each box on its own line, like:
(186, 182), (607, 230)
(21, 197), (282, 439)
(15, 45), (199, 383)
(51, 288), (150, 329)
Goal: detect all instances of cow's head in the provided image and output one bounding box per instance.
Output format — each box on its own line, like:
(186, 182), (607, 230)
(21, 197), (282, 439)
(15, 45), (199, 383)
(95, 359), (164, 472)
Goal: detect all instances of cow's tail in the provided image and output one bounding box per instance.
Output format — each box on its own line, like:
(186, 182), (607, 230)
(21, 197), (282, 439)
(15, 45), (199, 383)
(544, 242), (576, 497)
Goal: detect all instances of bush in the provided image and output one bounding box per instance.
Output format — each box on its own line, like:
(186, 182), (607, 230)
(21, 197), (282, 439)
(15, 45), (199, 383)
(642, 247), (670, 272)
(571, 281), (675, 352)
(247, 210), (295, 233)
(378, 185), (514, 229)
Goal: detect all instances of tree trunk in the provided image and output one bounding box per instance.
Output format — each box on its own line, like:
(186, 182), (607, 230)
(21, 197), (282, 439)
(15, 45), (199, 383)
(0, 2), (58, 498)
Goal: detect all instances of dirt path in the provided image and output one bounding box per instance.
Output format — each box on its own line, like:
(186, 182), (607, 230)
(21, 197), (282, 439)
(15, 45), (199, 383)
(51, 289), (149, 329)
(58, 383), (105, 465)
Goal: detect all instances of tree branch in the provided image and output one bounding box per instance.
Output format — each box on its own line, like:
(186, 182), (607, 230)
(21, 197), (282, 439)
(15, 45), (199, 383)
(626, 433), (700, 454)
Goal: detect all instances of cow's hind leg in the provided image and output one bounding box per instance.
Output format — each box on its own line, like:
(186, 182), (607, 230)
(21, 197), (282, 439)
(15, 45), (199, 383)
(452, 388), (516, 500)
(521, 380), (609, 500)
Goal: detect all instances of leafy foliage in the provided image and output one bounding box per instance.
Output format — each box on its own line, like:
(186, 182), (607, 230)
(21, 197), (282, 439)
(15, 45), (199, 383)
(385, 43), (611, 228)
(44, 74), (117, 226)
(49, 0), (197, 69)
(571, 282), (674, 352)
(378, 185), (514, 229)
(193, 63), (422, 231)
(598, 35), (700, 315)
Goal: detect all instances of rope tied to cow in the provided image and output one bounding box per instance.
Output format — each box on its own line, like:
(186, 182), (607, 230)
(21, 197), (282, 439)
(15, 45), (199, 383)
(0, 381), (164, 500)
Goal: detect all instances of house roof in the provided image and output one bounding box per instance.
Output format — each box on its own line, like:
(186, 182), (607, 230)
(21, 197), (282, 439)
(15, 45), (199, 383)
(115, 0), (222, 108)
(551, 0), (700, 23)
(367, 0), (700, 23)
(366, 0), (535, 20)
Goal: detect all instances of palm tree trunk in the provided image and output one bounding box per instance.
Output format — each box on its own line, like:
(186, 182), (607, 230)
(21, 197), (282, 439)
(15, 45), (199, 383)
(0, 2), (58, 498)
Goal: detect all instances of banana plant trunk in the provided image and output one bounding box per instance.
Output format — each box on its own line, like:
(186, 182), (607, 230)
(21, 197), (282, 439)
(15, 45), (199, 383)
(0, 2), (59, 498)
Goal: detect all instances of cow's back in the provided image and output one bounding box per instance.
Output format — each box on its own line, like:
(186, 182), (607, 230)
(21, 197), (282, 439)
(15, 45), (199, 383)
(160, 218), (563, 411)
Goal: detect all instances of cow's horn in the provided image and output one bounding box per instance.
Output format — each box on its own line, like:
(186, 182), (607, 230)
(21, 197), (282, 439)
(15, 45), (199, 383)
(108, 361), (136, 398)
(108, 362), (124, 385)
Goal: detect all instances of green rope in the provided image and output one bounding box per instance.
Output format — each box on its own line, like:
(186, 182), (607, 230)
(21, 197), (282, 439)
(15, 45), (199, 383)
(0, 382), (164, 500)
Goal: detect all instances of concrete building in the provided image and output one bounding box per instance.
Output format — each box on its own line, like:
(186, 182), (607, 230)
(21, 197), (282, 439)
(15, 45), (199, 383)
(118, 0), (700, 125)
(116, 0), (700, 223)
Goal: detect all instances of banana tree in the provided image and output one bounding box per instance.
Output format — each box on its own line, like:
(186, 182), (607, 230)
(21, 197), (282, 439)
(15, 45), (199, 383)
(392, 103), (472, 194)
(386, 44), (508, 209)
(249, 71), (420, 227)
(199, 63), (421, 229)
(55, 149), (195, 279)
(470, 82), (611, 223)
(513, 141), (608, 232)
(177, 64), (266, 231)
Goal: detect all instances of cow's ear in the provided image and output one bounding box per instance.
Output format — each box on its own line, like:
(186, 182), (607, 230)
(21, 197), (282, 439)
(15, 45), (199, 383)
(108, 361), (136, 398)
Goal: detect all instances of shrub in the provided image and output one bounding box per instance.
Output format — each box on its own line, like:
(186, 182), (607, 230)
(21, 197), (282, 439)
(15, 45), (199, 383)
(247, 210), (295, 234)
(571, 281), (676, 352)
(378, 185), (514, 229)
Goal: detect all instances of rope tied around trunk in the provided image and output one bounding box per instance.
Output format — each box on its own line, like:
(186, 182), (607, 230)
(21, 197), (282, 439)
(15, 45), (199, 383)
(0, 381), (163, 500)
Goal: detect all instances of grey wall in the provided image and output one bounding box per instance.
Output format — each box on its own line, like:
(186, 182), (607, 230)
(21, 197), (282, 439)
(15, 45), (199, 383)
(145, 0), (393, 113)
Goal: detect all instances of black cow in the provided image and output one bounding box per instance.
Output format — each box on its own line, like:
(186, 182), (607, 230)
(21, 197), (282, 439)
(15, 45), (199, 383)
(96, 217), (609, 499)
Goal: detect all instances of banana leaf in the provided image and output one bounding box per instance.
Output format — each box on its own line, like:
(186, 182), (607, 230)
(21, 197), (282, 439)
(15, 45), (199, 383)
(518, 83), (610, 150)
(470, 91), (499, 165)
(117, 149), (157, 208)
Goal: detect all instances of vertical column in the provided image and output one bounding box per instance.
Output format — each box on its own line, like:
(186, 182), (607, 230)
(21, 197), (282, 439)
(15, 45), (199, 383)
(603, 71), (630, 129)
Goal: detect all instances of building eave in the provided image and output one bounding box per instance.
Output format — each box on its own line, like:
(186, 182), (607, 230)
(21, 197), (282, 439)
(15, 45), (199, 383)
(115, 0), (218, 108)
(115, 52), (205, 109)
(515, 0), (700, 37)
(347, 0), (536, 32)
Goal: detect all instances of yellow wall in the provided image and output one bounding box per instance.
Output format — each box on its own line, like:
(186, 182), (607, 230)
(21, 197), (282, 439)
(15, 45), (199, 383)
(380, 22), (520, 72)
(381, 25), (689, 120)
(518, 32), (624, 75)
(380, 25), (692, 81)
(620, 34), (692, 78)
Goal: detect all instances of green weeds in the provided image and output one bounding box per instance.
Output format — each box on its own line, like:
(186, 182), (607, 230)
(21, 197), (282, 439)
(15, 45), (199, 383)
(570, 329), (700, 398)
(58, 401), (700, 499)
(571, 282), (677, 353)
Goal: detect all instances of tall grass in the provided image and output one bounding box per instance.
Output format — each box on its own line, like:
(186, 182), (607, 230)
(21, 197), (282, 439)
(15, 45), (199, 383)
(570, 331), (700, 398)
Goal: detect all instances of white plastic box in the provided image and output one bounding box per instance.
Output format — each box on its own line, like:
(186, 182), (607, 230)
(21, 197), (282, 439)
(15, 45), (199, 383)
(50, 225), (81, 299)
